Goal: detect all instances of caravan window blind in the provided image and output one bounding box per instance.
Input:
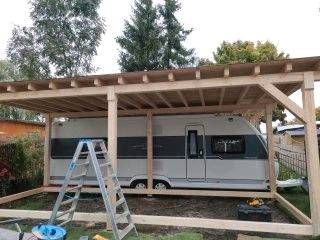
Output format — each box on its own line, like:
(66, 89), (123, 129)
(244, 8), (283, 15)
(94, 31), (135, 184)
(211, 136), (245, 154)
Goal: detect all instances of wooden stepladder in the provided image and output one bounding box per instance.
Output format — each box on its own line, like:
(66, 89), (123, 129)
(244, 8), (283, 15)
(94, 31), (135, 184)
(48, 139), (138, 240)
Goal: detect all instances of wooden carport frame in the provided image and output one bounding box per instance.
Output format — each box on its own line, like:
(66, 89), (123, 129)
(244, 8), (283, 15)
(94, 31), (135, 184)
(0, 57), (319, 236)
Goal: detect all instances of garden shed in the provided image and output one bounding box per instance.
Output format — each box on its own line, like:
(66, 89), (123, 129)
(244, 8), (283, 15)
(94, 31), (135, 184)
(0, 56), (319, 237)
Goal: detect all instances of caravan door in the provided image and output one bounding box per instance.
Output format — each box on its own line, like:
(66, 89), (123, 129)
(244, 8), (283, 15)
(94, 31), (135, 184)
(185, 124), (206, 181)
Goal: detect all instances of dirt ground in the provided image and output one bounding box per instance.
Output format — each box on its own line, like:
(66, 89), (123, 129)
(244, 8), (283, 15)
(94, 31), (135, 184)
(2, 193), (308, 240)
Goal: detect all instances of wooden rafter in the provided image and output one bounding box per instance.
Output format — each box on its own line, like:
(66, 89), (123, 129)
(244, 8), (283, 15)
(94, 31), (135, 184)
(142, 74), (149, 83)
(118, 76), (126, 85)
(73, 97), (102, 111)
(49, 81), (58, 90)
(40, 99), (80, 112)
(224, 67), (230, 77)
(6, 101), (49, 113)
(58, 98), (93, 111)
(94, 78), (102, 87)
(199, 90), (205, 106)
(284, 62), (293, 73)
(253, 65), (260, 76)
(195, 70), (201, 80)
(236, 86), (250, 104)
(168, 73), (175, 82)
(7, 85), (16, 93)
(135, 94), (157, 109)
(155, 92), (172, 108)
(120, 95), (141, 109)
(177, 91), (188, 107)
(219, 88), (225, 105)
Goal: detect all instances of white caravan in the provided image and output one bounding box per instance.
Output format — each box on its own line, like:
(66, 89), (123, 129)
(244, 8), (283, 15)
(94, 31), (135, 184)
(50, 115), (272, 190)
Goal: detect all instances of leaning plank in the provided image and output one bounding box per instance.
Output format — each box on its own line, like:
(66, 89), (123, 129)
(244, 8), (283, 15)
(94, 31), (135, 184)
(0, 187), (44, 205)
(0, 209), (312, 236)
(44, 187), (273, 198)
(274, 193), (312, 225)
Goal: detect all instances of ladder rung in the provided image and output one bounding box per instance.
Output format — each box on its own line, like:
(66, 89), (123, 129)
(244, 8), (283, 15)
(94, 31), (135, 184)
(115, 198), (126, 208)
(80, 151), (89, 154)
(70, 173), (86, 180)
(61, 197), (78, 206)
(104, 174), (116, 181)
(91, 139), (104, 143)
(100, 162), (112, 168)
(119, 223), (134, 239)
(56, 207), (75, 219)
(58, 219), (71, 226)
(116, 211), (129, 222)
(108, 186), (121, 194)
(76, 162), (90, 167)
(95, 151), (107, 154)
(67, 185), (82, 192)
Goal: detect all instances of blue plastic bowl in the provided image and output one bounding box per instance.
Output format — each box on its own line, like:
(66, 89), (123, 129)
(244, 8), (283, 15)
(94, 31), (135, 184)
(31, 224), (67, 240)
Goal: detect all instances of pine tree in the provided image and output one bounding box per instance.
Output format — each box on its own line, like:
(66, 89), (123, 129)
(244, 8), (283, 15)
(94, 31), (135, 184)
(116, 0), (163, 72)
(159, 0), (195, 69)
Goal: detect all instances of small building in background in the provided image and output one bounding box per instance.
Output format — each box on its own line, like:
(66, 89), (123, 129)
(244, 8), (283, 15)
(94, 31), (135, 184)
(275, 121), (320, 151)
(0, 118), (45, 141)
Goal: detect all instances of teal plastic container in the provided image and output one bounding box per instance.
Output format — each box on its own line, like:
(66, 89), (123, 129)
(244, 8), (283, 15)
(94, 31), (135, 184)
(32, 224), (67, 240)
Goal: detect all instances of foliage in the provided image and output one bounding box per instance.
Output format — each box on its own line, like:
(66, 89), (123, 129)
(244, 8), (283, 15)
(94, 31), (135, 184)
(9, 133), (43, 180)
(213, 40), (288, 64)
(117, 0), (163, 72)
(0, 59), (41, 121)
(211, 40), (289, 124)
(197, 58), (213, 66)
(7, 27), (50, 80)
(159, 0), (195, 69)
(7, 0), (105, 78)
(316, 106), (320, 121)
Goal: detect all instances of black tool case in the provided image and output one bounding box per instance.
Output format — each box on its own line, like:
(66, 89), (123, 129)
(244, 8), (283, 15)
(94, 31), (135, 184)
(237, 203), (272, 222)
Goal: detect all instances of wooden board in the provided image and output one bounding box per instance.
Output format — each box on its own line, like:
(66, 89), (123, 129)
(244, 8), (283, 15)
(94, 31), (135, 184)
(0, 187), (44, 205)
(0, 209), (312, 236)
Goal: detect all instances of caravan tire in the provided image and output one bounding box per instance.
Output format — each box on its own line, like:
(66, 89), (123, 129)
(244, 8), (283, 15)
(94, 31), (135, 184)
(131, 180), (147, 189)
(153, 180), (170, 189)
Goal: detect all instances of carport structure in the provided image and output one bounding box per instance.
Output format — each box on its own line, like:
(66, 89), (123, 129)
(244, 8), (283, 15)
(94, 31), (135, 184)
(0, 57), (319, 236)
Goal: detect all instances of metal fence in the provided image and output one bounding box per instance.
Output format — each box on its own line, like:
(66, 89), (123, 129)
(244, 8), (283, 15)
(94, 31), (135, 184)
(274, 144), (307, 177)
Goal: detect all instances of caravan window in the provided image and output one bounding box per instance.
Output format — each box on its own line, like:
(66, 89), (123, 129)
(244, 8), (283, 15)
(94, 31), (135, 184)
(211, 136), (245, 154)
(187, 130), (198, 158)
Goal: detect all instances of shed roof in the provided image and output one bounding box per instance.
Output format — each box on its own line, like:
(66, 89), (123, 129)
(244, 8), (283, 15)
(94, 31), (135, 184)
(0, 56), (319, 117)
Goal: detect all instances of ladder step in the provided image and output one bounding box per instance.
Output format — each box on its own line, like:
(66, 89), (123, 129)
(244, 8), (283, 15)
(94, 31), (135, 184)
(119, 223), (134, 239)
(70, 173), (86, 180)
(108, 186), (121, 194)
(100, 162), (112, 168)
(104, 174), (116, 181)
(58, 219), (71, 226)
(61, 197), (78, 206)
(56, 207), (75, 219)
(67, 185), (82, 192)
(116, 211), (130, 222)
(115, 198), (126, 208)
(95, 151), (107, 154)
(80, 151), (89, 155)
(76, 162), (90, 167)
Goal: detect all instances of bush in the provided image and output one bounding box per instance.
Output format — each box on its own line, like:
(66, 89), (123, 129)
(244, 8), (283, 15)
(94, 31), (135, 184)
(0, 132), (44, 196)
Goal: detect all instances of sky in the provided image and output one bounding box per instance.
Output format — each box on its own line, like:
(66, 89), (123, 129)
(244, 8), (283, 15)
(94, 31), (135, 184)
(0, 0), (319, 122)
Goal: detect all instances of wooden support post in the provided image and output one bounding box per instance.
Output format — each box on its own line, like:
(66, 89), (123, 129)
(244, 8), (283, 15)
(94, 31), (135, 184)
(107, 88), (118, 203)
(146, 112), (153, 191)
(43, 114), (52, 186)
(265, 104), (276, 193)
(302, 72), (320, 236)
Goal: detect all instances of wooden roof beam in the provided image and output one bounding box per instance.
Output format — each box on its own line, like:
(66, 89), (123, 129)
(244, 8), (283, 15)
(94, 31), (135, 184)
(49, 81), (58, 90)
(177, 91), (188, 107)
(236, 86), (250, 104)
(120, 95), (142, 109)
(7, 85), (16, 93)
(6, 101), (49, 113)
(219, 88), (225, 105)
(284, 62), (293, 73)
(253, 65), (260, 76)
(155, 92), (172, 108)
(224, 67), (230, 78)
(168, 73), (175, 82)
(135, 93), (158, 109)
(71, 79), (80, 88)
(40, 99), (80, 112)
(142, 74), (149, 83)
(21, 100), (64, 112)
(256, 93), (266, 103)
(196, 70), (201, 80)
(72, 97), (102, 110)
(27, 83), (38, 91)
(118, 76), (126, 85)
(94, 78), (102, 87)
(94, 96), (128, 110)
(199, 89), (205, 106)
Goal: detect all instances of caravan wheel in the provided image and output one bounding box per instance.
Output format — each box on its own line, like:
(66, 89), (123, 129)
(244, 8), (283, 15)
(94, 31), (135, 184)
(153, 180), (170, 189)
(131, 180), (147, 189)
